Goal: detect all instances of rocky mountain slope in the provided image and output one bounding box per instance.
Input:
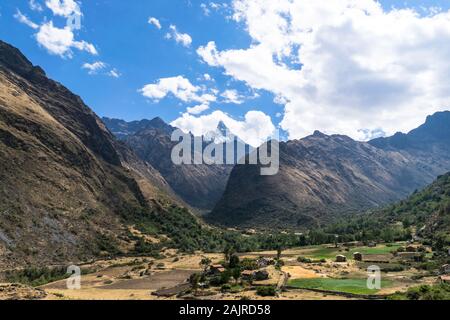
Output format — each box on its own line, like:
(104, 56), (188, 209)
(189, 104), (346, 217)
(103, 117), (246, 212)
(208, 115), (450, 230)
(0, 40), (198, 268)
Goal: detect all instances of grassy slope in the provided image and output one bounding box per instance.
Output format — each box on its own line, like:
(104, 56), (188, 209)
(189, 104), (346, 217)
(325, 173), (450, 249)
(381, 173), (450, 232)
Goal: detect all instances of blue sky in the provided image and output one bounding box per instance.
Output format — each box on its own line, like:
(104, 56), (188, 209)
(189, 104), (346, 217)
(1, 0), (450, 145)
(0, 1), (257, 121)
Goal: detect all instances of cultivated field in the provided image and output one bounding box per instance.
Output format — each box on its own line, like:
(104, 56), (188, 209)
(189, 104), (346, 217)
(0, 242), (442, 300)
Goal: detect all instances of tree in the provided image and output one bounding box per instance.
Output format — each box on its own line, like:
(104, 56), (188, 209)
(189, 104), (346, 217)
(276, 245), (283, 261)
(232, 268), (241, 285)
(200, 257), (212, 274)
(224, 245), (236, 266)
(229, 254), (240, 269)
(189, 273), (201, 295)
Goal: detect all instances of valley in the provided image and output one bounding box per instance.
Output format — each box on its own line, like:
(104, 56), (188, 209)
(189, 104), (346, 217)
(0, 39), (449, 301)
(1, 241), (446, 300)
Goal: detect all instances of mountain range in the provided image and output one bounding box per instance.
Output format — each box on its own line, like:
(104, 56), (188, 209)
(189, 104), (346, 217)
(1, 39), (450, 268)
(102, 117), (248, 212)
(207, 113), (450, 230)
(104, 110), (450, 231)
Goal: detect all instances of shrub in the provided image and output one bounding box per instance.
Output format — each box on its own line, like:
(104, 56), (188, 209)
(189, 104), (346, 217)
(221, 284), (231, 292)
(297, 256), (312, 263)
(240, 258), (259, 270)
(256, 286), (277, 297)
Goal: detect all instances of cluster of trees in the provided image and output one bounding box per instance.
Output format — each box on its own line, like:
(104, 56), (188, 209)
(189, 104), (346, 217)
(5, 267), (69, 287)
(389, 284), (450, 300)
(129, 204), (339, 255)
(324, 217), (413, 243)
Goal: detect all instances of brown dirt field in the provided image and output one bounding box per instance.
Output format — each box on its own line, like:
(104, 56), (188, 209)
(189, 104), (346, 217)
(99, 269), (195, 290)
(283, 265), (322, 279)
(44, 288), (158, 300)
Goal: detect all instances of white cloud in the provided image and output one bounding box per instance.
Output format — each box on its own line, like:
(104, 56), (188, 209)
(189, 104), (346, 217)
(140, 76), (216, 104)
(45, 0), (80, 17)
(171, 110), (275, 147)
(201, 2), (229, 16)
(148, 17), (161, 29)
(36, 21), (97, 57)
(29, 0), (44, 12)
(14, 0), (97, 59)
(221, 89), (244, 104)
(197, 41), (220, 66)
(82, 62), (120, 78)
(82, 61), (106, 74)
(187, 104), (210, 115)
(198, 0), (450, 141)
(107, 68), (121, 78)
(200, 3), (211, 16)
(14, 9), (39, 29)
(166, 25), (192, 47)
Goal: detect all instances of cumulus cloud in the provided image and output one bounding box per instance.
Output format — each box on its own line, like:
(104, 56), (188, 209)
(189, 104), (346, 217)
(15, 0), (97, 59)
(221, 89), (244, 104)
(171, 110), (275, 147)
(166, 25), (192, 47)
(36, 21), (97, 57)
(45, 0), (80, 17)
(148, 17), (161, 29)
(198, 0), (450, 141)
(14, 9), (39, 29)
(187, 104), (210, 115)
(82, 61), (106, 74)
(140, 76), (216, 104)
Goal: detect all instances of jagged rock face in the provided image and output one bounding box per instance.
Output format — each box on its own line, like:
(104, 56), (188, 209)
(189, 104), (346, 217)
(208, 122), (450, 230)
(103, 117), (234, 212)
(0, 40), (172, 268)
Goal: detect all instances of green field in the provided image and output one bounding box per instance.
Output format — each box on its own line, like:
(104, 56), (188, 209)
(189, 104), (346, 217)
(301, 243), (402, 260)
(288, 278), (393, 295)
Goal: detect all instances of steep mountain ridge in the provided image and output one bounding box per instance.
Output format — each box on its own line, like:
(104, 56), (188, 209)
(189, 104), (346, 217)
(0, 40), (184, 268)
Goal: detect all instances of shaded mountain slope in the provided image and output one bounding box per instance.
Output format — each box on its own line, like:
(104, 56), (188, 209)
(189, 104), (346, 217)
(0, 40), (193, 268)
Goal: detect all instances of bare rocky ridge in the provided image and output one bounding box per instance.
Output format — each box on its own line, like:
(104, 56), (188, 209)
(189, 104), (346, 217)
(0, 40), (178, 268)
(208, 117), (450, 230)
